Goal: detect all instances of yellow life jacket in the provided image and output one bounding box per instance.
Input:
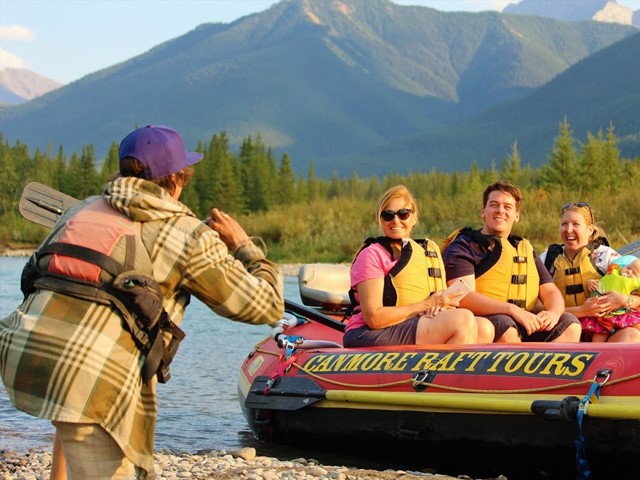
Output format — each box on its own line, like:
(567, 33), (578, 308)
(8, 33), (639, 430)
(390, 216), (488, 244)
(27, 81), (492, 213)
(351, 237), (447, 308)
(474, 236), (540, 312)
(547, 246), (601, 308)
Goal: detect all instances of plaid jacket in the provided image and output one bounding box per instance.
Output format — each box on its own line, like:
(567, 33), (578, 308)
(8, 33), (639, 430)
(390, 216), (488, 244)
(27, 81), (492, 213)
(0, 177), (284, 476)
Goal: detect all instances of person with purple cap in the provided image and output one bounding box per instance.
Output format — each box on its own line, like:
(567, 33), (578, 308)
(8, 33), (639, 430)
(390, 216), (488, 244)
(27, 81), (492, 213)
(0, 125), (284, 479)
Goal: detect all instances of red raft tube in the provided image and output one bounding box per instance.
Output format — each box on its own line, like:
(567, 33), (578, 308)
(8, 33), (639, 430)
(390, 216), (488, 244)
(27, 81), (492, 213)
(238, 264), (640, 478)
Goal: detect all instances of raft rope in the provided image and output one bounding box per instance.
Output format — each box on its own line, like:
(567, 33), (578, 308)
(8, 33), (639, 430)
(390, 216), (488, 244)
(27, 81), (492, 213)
(254, 345), (640, 394)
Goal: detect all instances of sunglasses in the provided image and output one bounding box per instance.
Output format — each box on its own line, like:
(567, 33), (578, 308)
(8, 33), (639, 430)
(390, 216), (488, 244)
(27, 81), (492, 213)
(380, 208), (413, 222)
(562, 202), (594, 223)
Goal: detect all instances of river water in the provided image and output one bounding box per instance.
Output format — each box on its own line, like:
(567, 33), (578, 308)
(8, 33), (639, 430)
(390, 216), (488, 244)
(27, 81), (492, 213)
(0, 256), (305, 457)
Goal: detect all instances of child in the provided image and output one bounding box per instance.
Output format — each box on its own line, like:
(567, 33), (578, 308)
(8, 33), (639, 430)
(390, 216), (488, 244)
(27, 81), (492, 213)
(582, 256), (640, 342)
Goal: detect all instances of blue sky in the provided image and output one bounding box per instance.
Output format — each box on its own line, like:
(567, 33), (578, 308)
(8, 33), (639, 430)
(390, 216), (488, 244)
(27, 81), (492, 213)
(1, 0), (639, 84)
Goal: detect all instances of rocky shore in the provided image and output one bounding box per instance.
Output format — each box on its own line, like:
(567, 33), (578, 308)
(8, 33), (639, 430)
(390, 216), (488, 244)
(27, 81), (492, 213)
(0, 447), (496, 480)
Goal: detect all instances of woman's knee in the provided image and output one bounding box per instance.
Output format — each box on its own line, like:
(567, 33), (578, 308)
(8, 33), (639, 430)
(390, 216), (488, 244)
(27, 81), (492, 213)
(609, 326), (640, 342)
(476, 316), (495, 343)
(449, 308), (478, 342)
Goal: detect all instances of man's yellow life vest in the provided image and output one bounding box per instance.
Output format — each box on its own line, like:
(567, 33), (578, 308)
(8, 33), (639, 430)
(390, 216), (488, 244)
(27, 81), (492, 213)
(474, 237), (540, 312)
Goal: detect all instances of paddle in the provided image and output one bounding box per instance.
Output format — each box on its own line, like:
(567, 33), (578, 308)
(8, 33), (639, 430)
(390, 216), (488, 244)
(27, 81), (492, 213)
(18, 182), (346, 332)
(19, 182), (80, 229)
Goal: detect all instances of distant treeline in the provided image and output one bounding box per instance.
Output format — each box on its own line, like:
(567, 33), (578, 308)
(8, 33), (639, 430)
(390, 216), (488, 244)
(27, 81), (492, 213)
(2, 120), (640, 263)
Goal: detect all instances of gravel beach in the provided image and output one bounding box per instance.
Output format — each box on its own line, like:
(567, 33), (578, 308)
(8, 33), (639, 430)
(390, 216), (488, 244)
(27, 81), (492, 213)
(0, 447), (496, 480)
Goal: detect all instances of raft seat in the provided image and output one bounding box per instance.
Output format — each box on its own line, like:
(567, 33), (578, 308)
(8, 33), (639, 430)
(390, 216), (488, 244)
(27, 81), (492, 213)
(298, 263), (351, 312)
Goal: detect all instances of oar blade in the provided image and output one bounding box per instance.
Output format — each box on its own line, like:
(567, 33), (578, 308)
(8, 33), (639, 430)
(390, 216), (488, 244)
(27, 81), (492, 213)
(19, 182), (80, 228)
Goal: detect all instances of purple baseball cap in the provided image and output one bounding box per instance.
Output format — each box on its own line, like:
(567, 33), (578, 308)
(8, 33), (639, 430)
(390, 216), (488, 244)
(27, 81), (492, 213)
(118, 125), (204, 179)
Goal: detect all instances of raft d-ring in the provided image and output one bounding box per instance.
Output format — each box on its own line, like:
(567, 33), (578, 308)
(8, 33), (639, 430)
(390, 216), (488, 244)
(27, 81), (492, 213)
(594, 368), (612, 387)
(578, 369), (610, 414)
(412, 370), (436, 392)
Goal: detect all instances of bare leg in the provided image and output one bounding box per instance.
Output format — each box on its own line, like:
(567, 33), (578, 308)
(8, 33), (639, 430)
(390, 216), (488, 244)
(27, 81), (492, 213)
(608, 326), (640, 342)
(552, 322), (582, 342)
(50, 432), (66, 480)
(415, 309), (477, 344)
(590, 332), (609, 342)
(475, 316), (495, 343)
(494, 327), (521, 343)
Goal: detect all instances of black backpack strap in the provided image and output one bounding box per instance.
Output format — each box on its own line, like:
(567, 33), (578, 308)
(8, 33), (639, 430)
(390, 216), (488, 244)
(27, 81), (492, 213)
(455, 228), (502, 278)
(39, 242), (127, 278)
(544, 244), (564, 275)
(347, 236), (400, 316)
(31, 239), (183, 385)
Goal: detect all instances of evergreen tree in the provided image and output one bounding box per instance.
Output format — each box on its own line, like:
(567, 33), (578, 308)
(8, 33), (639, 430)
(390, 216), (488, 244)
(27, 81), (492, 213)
(209, 132), (244, 213)
(276, 154), (296, 205)
(602, 123), (621, 195)
(327, 172), (342, 199)
(500, 142), (522, 185)
(296, 173), (308, 202)
(307, 161), (320, 202)
(468, 162), (483, 193)
(540, 118), (577, 192)
(51, 146), (68, 193)
(0, 139), (19, 214)
(65, 153), (82, 198)
(12, 141), (32, 189)
(365, 175), (380, 201)
(31, 148), (53, 186)
(577, 130), (606, 197)
(77, 144), (102, 197)
(239, 135), (277, 212)
(101, 142), (120, 183)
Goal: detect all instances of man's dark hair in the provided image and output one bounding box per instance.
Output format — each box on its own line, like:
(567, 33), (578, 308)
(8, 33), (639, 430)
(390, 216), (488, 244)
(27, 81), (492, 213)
(482, 180), (522, 212)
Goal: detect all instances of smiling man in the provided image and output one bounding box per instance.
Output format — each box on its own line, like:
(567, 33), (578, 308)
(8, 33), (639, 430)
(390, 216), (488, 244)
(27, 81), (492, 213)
(442, 180), (581, 343)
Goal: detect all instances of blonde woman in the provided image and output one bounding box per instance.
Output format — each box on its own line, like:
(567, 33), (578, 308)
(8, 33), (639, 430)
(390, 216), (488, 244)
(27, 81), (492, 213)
(344, 185), (493, 347)
(541, 201), (640, 342)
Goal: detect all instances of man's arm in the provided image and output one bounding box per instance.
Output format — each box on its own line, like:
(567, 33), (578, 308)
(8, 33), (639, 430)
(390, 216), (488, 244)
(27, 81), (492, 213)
(451, 274), (519, 317)
(444, 237), (520, 317)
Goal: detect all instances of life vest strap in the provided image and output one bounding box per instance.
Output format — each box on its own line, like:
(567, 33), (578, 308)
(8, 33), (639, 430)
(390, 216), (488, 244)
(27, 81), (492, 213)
(566, 284), (585, 295)
(28, 240), (183, 385)
(428, 267), (442, 278)
(40, 242), (126, 278)
(508, 299), (526, 308)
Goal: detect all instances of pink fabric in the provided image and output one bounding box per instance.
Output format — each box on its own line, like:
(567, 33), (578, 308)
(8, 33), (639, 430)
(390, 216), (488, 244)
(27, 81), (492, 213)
(581, 311), (640, 334)
(346, 242), (398, 331)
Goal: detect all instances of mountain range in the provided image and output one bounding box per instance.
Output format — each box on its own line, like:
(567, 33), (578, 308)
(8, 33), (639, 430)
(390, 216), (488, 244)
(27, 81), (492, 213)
(0, 69), (62, 105)
(505, 0), (640, 27)
(1, 0), (639, 176)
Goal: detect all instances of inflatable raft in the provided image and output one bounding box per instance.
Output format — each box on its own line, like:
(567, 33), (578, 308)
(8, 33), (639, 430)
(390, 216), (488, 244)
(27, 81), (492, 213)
(238, 264), (640, 478)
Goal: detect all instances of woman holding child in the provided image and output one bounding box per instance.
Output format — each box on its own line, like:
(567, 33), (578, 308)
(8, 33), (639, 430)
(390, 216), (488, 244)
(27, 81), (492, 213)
(541, 201), (640, 342)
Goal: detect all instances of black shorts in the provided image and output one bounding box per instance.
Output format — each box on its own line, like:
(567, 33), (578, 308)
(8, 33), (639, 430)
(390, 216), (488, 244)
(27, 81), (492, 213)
(343, 316), (420, 347)
(487, 312), (579, 342)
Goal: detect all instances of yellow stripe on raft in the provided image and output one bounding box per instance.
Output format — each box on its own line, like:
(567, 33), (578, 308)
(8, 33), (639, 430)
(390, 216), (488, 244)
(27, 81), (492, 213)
(324, 390), (640, 419)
